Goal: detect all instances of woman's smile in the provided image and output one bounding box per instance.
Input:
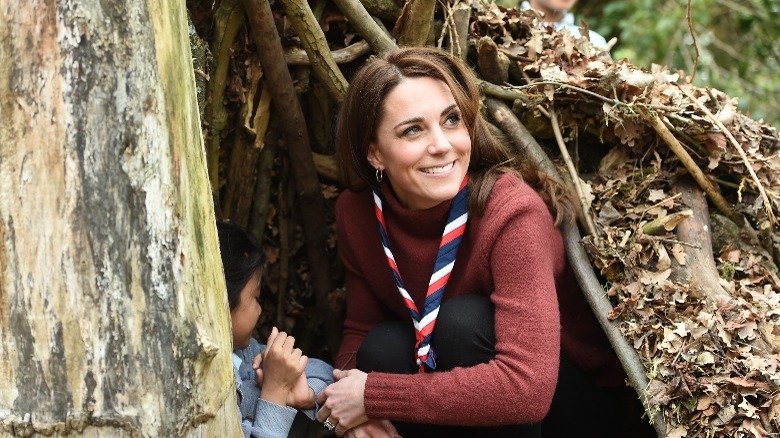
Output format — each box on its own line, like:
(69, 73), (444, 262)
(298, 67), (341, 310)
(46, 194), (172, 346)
(420, 161), (456, 175)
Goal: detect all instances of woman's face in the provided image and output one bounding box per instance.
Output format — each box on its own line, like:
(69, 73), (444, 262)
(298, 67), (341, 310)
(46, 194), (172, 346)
(367, 76), (471, 210)
(230, 271), (262, 350)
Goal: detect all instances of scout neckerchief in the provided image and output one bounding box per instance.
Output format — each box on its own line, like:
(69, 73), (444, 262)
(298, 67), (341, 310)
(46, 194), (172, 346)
(373, 176), (469, 372)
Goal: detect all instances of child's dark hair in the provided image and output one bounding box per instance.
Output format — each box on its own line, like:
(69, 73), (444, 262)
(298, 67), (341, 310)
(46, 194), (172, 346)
(217, 220), (264, 311)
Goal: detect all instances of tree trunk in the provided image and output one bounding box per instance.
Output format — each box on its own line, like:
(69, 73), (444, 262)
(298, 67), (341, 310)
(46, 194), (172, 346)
(0, 1), (241, 436)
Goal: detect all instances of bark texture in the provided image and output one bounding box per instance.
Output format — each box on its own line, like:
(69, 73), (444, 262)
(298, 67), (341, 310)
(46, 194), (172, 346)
(0, 1), (240, 436)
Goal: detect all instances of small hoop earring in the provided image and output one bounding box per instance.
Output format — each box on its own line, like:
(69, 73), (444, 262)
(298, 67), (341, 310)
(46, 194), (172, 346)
(375, 168), (383, 183)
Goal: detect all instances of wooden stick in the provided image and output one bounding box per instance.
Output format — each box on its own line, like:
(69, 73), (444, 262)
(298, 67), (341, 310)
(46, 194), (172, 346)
(330, 0), (396, 55)
(451, 2), (471, 61)
(243, 0), (342, 356)
(679, 86), (776, 224)
(284, 40), (371, 65)
(206, 0), (245, 199)
(477, 36), (509, 85)
(485, 97), (666, 437)
(549, 107), (598, 237)
(637, 105), (743, 226)
(396, 0), (436, 47)
(249, 116), (279, 243)
(278, 0), (348, 102)
(277, 163), (292, 328)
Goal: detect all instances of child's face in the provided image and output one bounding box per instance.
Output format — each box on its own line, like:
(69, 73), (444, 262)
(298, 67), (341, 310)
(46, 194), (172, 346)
(230, 270), (262, 350)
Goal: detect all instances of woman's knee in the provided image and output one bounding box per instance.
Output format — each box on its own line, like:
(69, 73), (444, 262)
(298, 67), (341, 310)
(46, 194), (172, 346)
(432, 294), (496, 369)
(357, 321), (417, 373)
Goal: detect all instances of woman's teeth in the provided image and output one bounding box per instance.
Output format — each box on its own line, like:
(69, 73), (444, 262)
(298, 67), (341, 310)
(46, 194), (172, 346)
(421, 162), (454, 174)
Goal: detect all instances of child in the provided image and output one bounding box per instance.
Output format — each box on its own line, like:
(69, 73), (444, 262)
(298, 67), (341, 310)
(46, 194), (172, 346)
(218, 221), (334, 438)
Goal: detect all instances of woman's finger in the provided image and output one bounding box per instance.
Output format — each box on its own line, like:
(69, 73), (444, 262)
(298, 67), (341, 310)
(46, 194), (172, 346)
(316, 404), (330, 423)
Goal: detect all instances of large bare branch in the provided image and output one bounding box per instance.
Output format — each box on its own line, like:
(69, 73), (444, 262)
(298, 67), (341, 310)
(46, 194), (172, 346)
(243, 0), (342, 355)
(331, 0), (396, 55)
(278, 0), (348, 102)
(486, 97), (666, 437)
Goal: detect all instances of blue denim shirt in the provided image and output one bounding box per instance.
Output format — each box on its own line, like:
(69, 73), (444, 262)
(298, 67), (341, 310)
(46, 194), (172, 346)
(234, 338), (334, 438)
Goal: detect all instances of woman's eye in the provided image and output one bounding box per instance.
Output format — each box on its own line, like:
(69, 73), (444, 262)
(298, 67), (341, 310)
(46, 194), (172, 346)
(255, 295), (262, 304)
(402, 125), (422, 137)
(444, 113), (461, 126)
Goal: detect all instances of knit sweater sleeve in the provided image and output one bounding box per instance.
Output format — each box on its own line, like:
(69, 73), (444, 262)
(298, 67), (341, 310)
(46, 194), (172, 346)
(363, 180), (561, 425)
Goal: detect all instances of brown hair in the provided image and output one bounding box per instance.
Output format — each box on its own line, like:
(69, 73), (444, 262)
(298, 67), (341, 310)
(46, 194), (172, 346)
(336, 46), (572, 224)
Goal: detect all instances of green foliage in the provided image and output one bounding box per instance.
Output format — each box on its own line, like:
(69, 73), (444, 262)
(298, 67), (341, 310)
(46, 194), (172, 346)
(584, 0), (780, 127)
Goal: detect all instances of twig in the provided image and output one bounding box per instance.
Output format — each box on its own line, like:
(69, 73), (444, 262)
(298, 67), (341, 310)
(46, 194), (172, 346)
(278, 0), (348, 102)
(481, 80), (688, 116)
(686, 0), (699, 81)
(436, 0), (454, 51)
(640, 193), (682, 214)
(330, 0), (396, 55)
(548, 107), (598, 237)
(643, 235), (701, 249)
(679, 86), (777, 225)
(284, 40), (371, 65)
(508, 80), (618, 105)
(485, 97), (666, 438)
(642, 209), (693, 236)
(713, 177), (759, 195)
(243, 0), (343, 356)
(637, 105), (743, 226)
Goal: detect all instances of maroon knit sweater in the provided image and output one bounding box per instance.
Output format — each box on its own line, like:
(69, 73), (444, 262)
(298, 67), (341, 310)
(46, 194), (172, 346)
(335, 174), (625, 426)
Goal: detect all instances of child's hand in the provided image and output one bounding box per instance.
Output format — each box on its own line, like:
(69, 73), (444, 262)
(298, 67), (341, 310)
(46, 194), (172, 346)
(286, 371), (315, 409)
(252, 353), (264, 386)
(259, 327), (308, 407)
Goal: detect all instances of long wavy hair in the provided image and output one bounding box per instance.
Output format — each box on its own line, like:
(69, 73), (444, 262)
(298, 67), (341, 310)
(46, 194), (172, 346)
(336, 46), (572, 224)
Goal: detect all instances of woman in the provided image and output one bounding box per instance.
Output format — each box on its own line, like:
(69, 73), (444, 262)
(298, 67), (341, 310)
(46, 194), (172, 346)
(317, 47), (632, 438)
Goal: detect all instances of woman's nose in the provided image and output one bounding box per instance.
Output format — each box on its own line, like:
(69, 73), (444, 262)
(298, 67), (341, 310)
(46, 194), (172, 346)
(427, 127), (452, 154)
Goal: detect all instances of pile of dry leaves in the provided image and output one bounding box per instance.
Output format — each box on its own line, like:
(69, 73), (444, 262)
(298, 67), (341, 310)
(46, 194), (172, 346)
(466, 1), (780, 435)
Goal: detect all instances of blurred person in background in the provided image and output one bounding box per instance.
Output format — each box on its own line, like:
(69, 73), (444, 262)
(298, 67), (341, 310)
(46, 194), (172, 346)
(522, 0), (609, 49)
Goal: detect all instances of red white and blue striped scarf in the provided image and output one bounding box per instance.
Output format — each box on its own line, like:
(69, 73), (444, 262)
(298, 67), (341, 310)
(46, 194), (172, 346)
(373, 176), (469, 372)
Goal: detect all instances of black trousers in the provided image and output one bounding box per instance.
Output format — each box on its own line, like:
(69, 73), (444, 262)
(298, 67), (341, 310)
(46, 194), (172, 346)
(356, 295), (541, 438)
